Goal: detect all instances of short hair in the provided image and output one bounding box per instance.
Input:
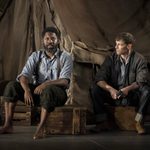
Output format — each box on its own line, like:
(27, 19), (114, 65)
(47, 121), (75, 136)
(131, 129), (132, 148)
(115, 32), (135, 44)
(42, 26), (61, 39)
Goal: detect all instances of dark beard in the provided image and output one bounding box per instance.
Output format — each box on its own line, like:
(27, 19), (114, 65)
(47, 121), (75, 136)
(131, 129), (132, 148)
(44, 45), (57, 54)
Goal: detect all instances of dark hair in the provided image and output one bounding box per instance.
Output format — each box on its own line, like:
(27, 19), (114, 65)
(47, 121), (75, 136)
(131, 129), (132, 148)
(115, 32), (135, 44)
(42, 26), (61, 39)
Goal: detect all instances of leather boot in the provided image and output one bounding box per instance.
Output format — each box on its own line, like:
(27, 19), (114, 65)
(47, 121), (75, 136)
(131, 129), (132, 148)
(135, 121), (146, 135)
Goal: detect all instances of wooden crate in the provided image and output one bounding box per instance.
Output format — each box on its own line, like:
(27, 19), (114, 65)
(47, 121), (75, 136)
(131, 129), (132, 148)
(106, 106), (136, 131)
(13, 112), (31, 126)
(0, 100), (32, 126)
(44, 106), (87, 135)
(106, 105), (150, 131)
(114, 106), (136, 131)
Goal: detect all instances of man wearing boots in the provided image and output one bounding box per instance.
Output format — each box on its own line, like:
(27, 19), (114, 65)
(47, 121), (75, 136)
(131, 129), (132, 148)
(91, 32), (150, 134)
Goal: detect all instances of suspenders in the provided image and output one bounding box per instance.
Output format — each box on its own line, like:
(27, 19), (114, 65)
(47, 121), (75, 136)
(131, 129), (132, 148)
(34, 49), (62, 84)
(56, 49), (63, 79)
(33, 51), (42, 85)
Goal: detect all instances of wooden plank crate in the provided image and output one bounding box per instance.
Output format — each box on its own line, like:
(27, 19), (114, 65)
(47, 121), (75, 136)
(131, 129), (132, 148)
(44, 106), (87, 135)
(0, 99), (32, 126)
(106, 106), (137, 131)
(114, 106), (136, 131)
(106, 106), (150, 131)
(13, 101), (32, 126)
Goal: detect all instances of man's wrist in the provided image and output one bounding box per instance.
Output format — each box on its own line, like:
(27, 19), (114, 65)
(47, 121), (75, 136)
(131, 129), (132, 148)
(24, 88), (31, 92)
(107, 86), (114, 93)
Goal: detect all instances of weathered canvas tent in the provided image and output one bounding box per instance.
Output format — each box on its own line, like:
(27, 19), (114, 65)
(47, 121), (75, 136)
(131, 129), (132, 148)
(0, 0), (150, 112)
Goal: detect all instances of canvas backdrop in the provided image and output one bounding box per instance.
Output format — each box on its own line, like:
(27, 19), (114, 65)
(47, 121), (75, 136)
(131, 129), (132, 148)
(0, 0), (150, 111)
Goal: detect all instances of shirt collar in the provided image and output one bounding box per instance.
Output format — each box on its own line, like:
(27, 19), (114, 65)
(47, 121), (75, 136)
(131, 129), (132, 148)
(120, 55), (130, 65)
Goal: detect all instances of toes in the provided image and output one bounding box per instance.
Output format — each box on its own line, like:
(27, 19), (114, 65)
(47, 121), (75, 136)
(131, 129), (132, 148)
(33, 133), (45, 140)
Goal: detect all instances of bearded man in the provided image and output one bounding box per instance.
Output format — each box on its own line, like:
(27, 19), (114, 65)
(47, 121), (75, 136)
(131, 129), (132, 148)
(0, 27), (73, 139)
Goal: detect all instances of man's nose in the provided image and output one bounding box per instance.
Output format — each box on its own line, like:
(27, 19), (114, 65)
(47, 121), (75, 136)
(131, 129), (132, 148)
(47, 39), (53, 44)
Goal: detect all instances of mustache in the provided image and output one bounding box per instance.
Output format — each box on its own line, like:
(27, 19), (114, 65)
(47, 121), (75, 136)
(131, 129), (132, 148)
(46, 43), (54, 47)
(43, 43), (58, 48)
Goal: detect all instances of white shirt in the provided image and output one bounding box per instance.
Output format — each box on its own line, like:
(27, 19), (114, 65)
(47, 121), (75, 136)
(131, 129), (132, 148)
(17, 49), (73, 84)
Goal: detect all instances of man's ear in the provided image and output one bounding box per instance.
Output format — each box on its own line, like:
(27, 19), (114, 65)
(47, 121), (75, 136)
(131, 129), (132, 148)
(127, 43), (132, 50)
(57, 38), (60, 44)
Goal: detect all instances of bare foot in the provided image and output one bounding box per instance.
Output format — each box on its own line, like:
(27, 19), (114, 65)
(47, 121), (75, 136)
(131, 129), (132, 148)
(0, 126), (13, 134)
(33, 126), (46, 140)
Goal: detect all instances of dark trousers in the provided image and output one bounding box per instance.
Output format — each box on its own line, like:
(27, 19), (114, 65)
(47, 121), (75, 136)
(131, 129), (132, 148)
(90, 84), (150, 123)
(2, 81), (67, 112)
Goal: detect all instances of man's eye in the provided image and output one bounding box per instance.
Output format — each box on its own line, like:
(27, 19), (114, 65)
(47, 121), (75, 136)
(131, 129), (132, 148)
(51, 37), (55, 41)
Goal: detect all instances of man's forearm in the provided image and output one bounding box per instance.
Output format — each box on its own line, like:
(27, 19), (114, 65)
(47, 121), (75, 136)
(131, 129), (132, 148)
(122, 82), (139, 92)
(44, 78), (68, 87)
(19, 75), (30, 92)
(97, 80), (114, 93)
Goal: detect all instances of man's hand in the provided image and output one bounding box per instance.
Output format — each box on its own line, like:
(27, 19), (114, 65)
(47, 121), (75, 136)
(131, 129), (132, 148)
(34, 83), (47, 95)
(119, 82), (139, 98)
(19, 75), (34, 106)
(109, 88), (119, 100)
(24, 90), (34, 106)
(116, 90), (126, 99)
(97, 81), (119, 100)
(119, 87), (129, 97)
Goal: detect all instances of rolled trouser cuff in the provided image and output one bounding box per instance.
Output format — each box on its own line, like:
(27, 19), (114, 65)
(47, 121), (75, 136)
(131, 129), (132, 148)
(135, 113), (143, 122)
(1, 96), (17, 103)
(3, 81), (24, 102)
(42, 105), (55, 113)
(40, 85), (67, 113)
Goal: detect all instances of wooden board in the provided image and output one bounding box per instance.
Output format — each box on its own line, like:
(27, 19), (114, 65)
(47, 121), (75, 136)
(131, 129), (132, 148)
(45, 106), (87, 135)
(0, 101), (32, 126)
(106, 106), (136, 131)
(114, 106), (136, 131)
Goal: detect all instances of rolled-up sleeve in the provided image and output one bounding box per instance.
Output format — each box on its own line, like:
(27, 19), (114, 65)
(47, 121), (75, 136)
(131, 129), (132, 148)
(16, 52), (37, 81)
(59, 52), (73, 80)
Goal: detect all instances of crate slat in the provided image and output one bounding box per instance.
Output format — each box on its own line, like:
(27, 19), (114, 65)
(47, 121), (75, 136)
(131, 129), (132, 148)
(45, 106), (87, 135)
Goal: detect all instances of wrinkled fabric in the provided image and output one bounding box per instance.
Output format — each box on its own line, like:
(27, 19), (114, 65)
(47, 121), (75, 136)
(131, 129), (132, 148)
(3, 81), (67, 112)
(0, 0), (150, 111)
(0, 0), (150, 80)
(95, 51), (149, 88)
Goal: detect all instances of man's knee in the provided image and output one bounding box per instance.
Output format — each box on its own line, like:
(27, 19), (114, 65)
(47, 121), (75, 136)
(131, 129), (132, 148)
(3, 81), (21, 102)
(90, 84), (104, 98)
(40, 85), (66, 112)
(40, 85), (56, 113)
(42, 85), (58, 94)
(140, 85), (150, 96)
(5, 81), (19, 91)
